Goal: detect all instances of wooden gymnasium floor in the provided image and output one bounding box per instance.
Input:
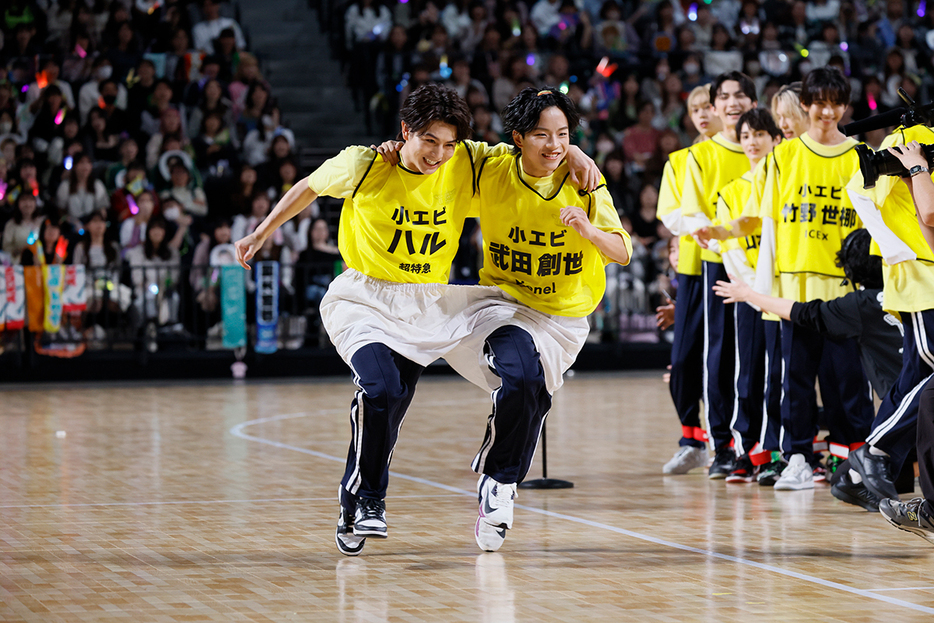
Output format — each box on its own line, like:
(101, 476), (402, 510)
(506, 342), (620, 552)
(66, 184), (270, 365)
(2, 371), (934, 623)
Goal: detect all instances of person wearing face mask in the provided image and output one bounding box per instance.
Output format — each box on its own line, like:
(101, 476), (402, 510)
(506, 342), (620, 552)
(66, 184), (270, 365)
(233, 84), (601, 557)
(78, 59), (128, 125)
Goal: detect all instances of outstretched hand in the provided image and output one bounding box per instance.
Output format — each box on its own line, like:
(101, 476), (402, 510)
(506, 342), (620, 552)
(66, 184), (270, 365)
(234, 233), (264, 270)
(712, 274), (750, 304)
(655, 303), (675, 329)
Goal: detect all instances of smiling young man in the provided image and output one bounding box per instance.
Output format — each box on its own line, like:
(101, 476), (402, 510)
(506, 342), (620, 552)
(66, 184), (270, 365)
(754, 67), (875, 490)
(657, 85), (725, 476)
(443, 87), (631, 552)
(680, 71), (757, 479)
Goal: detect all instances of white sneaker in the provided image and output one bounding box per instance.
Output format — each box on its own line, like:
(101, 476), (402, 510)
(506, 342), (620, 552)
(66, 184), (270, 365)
(475, 516), (507, 552)
(663, 446), (709, 474)
(774, 454), (815, 490)
(477, 475), (517, 529)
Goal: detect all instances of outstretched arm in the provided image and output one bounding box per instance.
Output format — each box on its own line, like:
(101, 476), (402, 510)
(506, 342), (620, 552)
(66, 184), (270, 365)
(234, 177), (319, 269)
(713, 274), (793, 320)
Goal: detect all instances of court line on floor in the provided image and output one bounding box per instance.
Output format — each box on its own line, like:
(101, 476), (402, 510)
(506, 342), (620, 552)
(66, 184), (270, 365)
(0, 495), (463, 510)
(231, 412), (934, 615)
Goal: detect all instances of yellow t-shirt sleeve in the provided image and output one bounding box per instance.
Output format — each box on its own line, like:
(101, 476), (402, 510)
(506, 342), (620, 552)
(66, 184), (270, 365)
(465, 140), (513, 162)
(657, 160), (680, 218)
(591, 185), (632, 265)
(307, 146), (376, 199)
(681, 151), (705, 219)
(758, 152), (781, 221)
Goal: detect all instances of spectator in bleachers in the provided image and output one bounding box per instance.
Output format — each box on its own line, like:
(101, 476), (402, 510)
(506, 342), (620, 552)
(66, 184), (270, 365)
(111, 160), (151, 222)
(106, 20), (142, 84)
(26, 57), (76, 110)
(228, 52), (268, 121)
(56, 152), (108, 229)
(193, 110), (238, 179)
(103, 136), (139, 192)
(145, 106), (186, 171)
(61, 27), (96, 85)
(253, 132), (294, 189)
(374, 24), (413, 135)
(21, 217), (68, 266)
(8, 158), (45, 210)
(236, 80), (271, 142)
(192, 0), (246, 53)
(2, 24), (42, 79)
(1, 191), (42, 264)
(227, 162), (257, 221)
(160, 157), (208, 227)
(187, 78), (232, 141)
(125, 213), (187, 326)
(119, 188), (156, 252)
(296, 216), (341, 318)
(140, 79), (175, 138)
(77, 57), (126, 124)
(621, 100), (660, 174)
(190, 216), (233, 316)
(73, 198), (124, 340)
(81, 106), (120, 163)
(212, 27), (239, 83)
(231, 190), (285, 263)
(26, 84), (67, 157)
(126, 59), (156, 130)
(703, 23), (743, 76)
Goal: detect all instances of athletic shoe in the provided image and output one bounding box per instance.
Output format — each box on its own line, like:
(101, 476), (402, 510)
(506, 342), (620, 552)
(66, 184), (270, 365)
(475, 516), (507, 552)
(663, 446), (708, 475)
(879, 498), (934, 545)
(813, 464), (828, 483)
(353, 497), (388, 538)
(831, 471), (880, 512)
(725, 454), (755, 483)
(774, 454), (814, 490)
(477, 475), (517, 529)
(757, 452), (787, 487)
(707, 448), (736, 480)
(476, 475), (517, 552)
(826, 454), (845, 476)
(336, 507), (366, 556)
(848, 445), (900, 501)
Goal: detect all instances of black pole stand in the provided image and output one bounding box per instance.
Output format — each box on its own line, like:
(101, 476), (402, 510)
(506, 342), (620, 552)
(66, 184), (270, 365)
(517, 423), (573, 489)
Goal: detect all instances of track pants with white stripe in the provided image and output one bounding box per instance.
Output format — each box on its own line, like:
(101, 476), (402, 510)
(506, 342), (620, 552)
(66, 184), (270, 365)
(340, 343), (424, 511)
(866, 310), (934, 473)
(471, 326), (552, 485)
(916, 377), (934, 502)
(780, 320), (874, 462)
(761, 319), (783, 452)
(703, 262), (736, 451)
(668, 273), (706, 448)
(732, 302), (766, 454)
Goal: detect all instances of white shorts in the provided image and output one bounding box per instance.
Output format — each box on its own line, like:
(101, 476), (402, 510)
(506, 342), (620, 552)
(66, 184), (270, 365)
(321, 270), (588, 393)
(320, 269), (511, 368)
(443, 296), (589, 395)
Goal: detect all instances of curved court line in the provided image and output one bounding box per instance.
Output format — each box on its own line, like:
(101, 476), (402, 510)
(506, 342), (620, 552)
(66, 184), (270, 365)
(231, 412), (934, 615)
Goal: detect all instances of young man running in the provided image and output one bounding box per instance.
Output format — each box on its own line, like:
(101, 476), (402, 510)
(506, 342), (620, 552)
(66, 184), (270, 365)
(444, 87), (631, 552)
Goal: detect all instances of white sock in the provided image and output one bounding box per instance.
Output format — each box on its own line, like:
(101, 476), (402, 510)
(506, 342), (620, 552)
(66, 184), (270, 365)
(868, 445), (889, 457)
(849, 469), (863, 484)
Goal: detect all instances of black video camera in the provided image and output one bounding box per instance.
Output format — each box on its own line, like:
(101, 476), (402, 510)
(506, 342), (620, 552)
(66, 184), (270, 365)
(855, 143), (934, 189)
(844, 87), (934, 189)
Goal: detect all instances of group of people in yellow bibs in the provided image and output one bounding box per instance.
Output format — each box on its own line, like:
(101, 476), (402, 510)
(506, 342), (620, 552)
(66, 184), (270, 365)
(657, 65), (934, 545)
(233, 84), (632, 556)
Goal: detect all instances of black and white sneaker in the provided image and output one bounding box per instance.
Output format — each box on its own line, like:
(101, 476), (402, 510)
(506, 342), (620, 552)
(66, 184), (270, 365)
(879, 498), (934, 545)
(830, 471), (880, 512)
(353, 497), (388, 538)
(336, 507), (366, 556)
(708, 447), (736, 480)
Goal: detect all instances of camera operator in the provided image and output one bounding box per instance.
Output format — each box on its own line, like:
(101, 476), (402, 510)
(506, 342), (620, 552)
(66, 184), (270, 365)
(877, 139), (934, 544)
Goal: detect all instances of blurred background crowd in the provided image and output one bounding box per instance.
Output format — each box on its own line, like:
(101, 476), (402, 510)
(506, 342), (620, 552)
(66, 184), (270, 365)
(1, 0), (931, 351)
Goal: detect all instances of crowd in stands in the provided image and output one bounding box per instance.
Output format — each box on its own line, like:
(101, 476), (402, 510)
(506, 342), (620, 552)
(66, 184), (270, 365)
(4, 0), (934, 349)
(335, 0), (933, 339)
(0, 0), (339, 348)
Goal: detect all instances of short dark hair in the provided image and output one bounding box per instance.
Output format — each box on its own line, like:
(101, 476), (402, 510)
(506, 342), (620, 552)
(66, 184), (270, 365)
(736, 108), (782, 140)
(801, 66), (851, 106)
(710, 71), (758, 103)
(398, 84), (472, 142)
(501, 86), (580, 152)
(836, 229), (882, 288)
